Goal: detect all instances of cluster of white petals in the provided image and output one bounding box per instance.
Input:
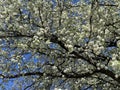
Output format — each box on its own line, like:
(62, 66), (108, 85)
(0, 0), (120, 89)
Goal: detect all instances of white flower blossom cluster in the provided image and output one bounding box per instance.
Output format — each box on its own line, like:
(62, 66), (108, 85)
(0, 0), (120, 89)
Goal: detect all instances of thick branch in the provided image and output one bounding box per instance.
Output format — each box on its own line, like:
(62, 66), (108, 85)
(0, 35), (33, 38)
(1, 67), (120, 84)
(0, 69), (99, 79)
(99, 69), (120, 83)
(50, 34), (68, 51)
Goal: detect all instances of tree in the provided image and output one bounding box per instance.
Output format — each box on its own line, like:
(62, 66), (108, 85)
(0, 0), (120, 89)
